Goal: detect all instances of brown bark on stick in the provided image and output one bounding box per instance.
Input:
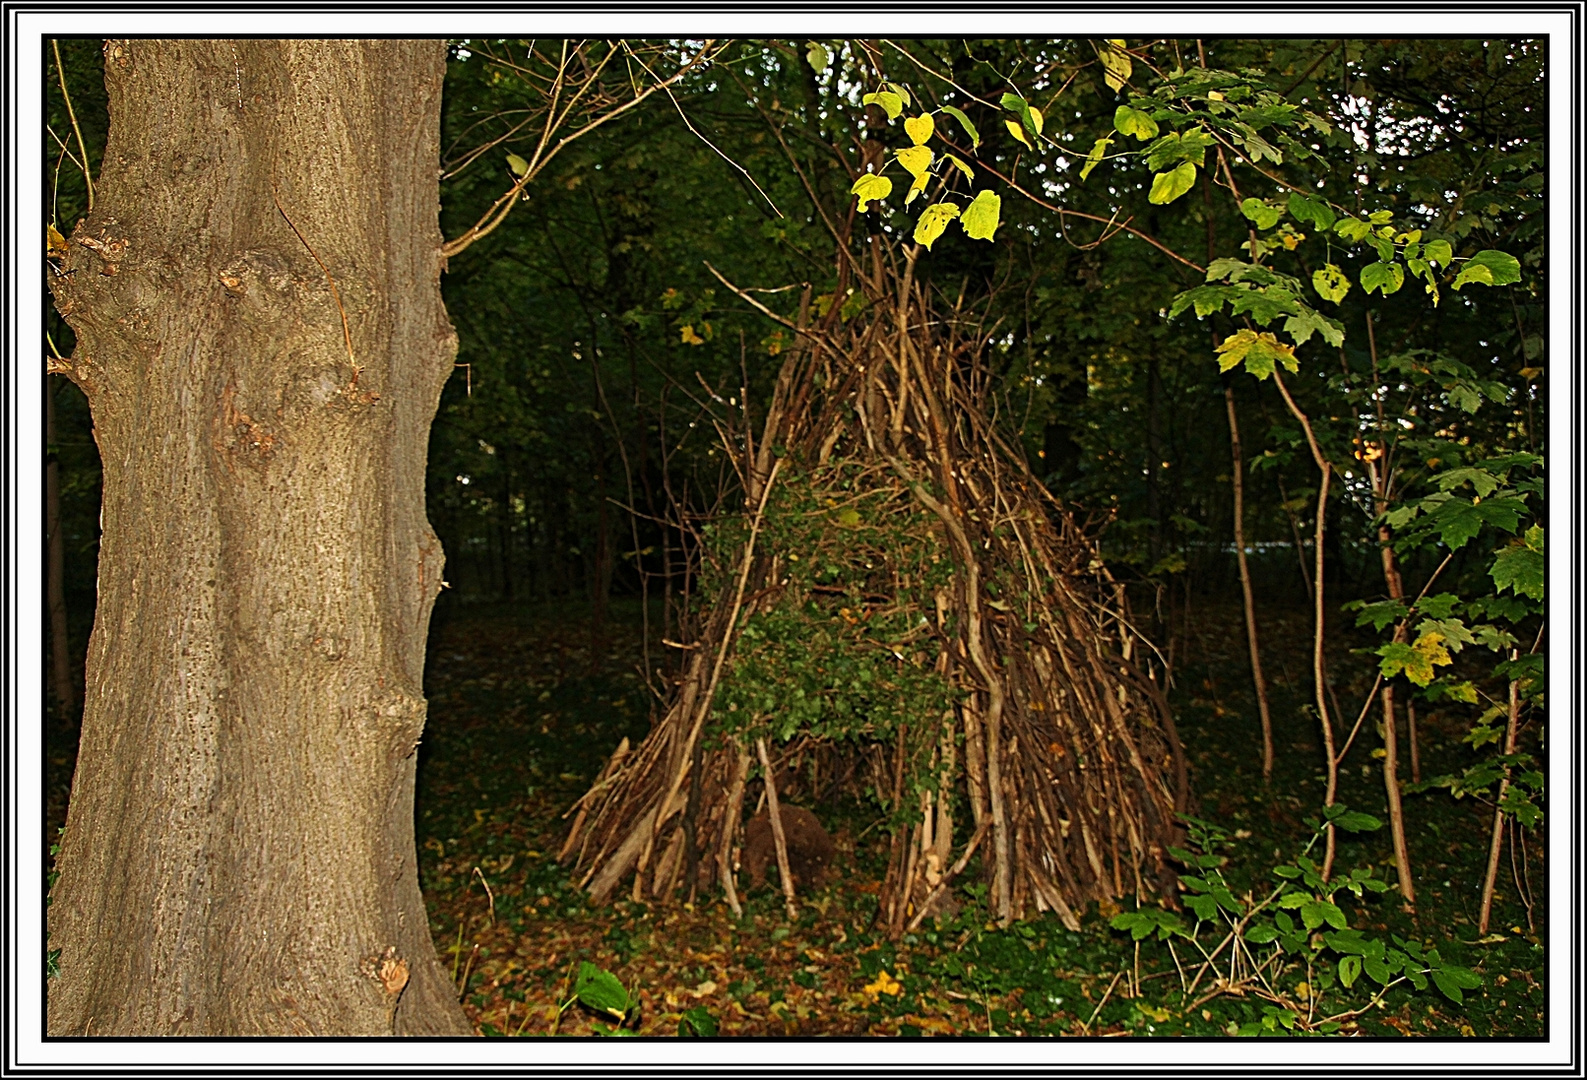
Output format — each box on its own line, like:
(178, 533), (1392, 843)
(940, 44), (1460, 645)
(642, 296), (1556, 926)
(1478, 662), (1524, 936)
(1272, 371), (1338, 880)
(46, 39), (467, 1036)
(755, 737), (799, 919)
(1225, 386), (1273, 780)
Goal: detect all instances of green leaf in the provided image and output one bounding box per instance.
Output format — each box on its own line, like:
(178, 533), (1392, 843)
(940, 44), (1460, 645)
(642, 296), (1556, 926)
(1452, 249), (1521, 290)
(1360, 261), (1405, 296)
(999, 92), (1041, 140)
(886, 82), (912, 108)
(1423, 239), (1453, 267)
(1240, 197), (1283, 231)
(1145, 129), (1213, 171)
(1287, 192), (1336, 229)
(1338, 954), (1361, 988)
(1113, 104), (1159, 141)
(939, 105), (981, 149)
(1245, 923), (1280, 944)
(1332, 811), (1382, 833)
(1080, 136), (1113, 180)
(862, 90), (904, 121)
(1431, 970), (1466, 1004)
(805, 42), (830, 73)
(960, 190), (1001, 241)
(1283, 306), (1345, 347)
(574, 961), (631, 1019)
(1434, 467), (1501, 497)
(913, 202), (961, 250)
(1312, 263), (1351, 304)
(1334, 217), (1372, 243)
(1363, 952), (1391, 985)
(1348, 598), (1408, 632)
(904, 114), (935, 146)
(851, 172), (893, 212)
(1490, 539), (1545, 600)
(678, 1005), (718, 1036)
(505, 152), (530, 178)
(1148, 161), (1197, 205)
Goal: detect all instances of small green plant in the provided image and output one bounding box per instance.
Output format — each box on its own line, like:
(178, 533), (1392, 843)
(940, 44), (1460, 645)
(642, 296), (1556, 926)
(677, 1005), (718, 1037)
(1110, 811), (1482, 1034)
(551, 960), (640, 1035)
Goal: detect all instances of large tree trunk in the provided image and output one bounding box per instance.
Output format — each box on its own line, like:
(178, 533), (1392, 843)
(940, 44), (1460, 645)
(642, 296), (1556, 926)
(46, 381), (75, 717)
(46, 39), (469, 1037)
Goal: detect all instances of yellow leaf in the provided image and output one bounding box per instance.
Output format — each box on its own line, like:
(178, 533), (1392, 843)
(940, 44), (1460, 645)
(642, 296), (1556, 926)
(1028, 105), (1043, 136)
(943, 153), (975, 182)
(863, 970), (904, 999)
(905, 170), (929, 206)
(47, 224), (68, 260)
(914, 202), (961, 250)
(904, 113), (935, 146)
(1004, 118), (1032, 149)
(1098, 39), (1133, 91)
(850, 172), (893, 212)
(680, 325), (704, 346)
(895, 145), (933, 180)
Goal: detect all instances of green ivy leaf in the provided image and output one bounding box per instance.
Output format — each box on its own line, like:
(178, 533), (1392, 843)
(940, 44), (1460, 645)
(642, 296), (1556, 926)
(1452, 249), (1521, 290)
(1360, 261), (1405, 296)
(913, 202), (961, 250)
(1113, 104), (1159, 141)
(960, 190), (1001, 241)
(1148, 161), (1198, 205)
(939, 105), (981, 149)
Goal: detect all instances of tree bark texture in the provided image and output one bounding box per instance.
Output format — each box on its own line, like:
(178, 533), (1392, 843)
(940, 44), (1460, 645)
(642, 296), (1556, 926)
(46, 39), (469, 1037)
(47, 382), (76, 716)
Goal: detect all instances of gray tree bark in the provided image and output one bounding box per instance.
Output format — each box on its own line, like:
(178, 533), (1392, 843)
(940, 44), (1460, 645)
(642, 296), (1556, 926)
(46, 38), (469, 1036)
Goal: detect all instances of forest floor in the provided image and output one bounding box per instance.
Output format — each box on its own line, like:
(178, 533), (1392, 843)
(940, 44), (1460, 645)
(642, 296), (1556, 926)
(409, 592), (1547, 1039)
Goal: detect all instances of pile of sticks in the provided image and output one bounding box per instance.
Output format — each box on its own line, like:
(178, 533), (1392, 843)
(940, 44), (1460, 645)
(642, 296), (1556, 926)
(561, 242), (1188, 932)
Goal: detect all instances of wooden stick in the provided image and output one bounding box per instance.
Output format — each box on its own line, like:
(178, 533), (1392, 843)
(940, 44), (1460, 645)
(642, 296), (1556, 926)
(756, 737), (799, 920)
(716, 747), (751, 918)
(1478, 662), (1523, 935)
